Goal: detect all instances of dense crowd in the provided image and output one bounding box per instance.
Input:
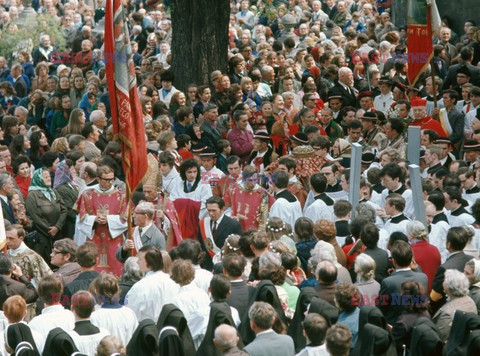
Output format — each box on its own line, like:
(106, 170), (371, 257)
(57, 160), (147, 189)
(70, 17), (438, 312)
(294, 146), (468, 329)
(1, 0), (480, 355)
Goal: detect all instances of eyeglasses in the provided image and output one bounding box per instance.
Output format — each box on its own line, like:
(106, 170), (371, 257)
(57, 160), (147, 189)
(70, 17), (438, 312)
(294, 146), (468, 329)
(51, 250), (64, 255)
(100, 177), (115, 182)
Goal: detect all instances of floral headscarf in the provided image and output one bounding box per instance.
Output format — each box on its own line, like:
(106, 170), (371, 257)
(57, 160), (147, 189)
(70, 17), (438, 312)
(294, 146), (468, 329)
(29, 168), (56, 201)
(54, 160), (73, 189)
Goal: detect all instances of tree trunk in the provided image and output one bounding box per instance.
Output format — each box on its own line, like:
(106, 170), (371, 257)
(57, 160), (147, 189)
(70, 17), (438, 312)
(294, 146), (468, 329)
(171, 0), (230, 92)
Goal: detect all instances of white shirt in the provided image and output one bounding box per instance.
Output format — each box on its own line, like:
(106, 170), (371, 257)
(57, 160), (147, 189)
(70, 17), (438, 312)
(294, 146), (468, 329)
(374, 92), (394, 113)
(125, 270), (180, 322)
(173, 282), (211, 336)
(303, 198), (335, 222)
(194, 265), (213, 294)
(90, 305), (138, 347)
(69, 326), (110, 356)
(29, 305), (75, 340)
(269, 191), (303, 229)
(161, 168), (182, 195)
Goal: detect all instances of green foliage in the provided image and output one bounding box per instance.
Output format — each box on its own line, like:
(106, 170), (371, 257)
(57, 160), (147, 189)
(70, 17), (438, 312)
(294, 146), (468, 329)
(0, 14), (67, 62)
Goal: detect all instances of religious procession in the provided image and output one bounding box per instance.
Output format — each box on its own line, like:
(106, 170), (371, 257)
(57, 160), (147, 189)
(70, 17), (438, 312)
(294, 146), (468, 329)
(1, 0), (480, 354)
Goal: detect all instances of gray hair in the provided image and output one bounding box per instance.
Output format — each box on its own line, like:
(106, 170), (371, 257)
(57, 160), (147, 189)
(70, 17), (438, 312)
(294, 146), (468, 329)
(90, 110), (106, 123)
(407, 221), (428, 241)
(122, 257), (143, 281)
(260, 65), (274, 76)
(214, 324), (238, 349)
(355, 203), (376, 223)
(0, 173), (11, 187)
(259, 251), (281, 269)
(309, 241), (338, 271)
(282, 91), (294, 99)
(135, 202), (156, 219)
(338, 67), (352, 77)
(354, 253), (376, 282)
(444, 269), (469, 298)
(248, 301), (275, 330)
(14, 106), (27, 116)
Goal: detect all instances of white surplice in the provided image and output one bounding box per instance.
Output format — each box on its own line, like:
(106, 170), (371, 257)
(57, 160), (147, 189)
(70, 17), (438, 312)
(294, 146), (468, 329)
(69, 327), (110, 355)
(125, 270), (180, 322)
(193, 265), (213, 294)
(28, 305), (75, 340)
(90, 305), (138, 347)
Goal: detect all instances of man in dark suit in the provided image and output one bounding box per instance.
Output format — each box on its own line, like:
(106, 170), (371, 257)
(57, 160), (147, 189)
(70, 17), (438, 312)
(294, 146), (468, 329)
(130, 25), (147, 53)
(437, 27), (458, 66)
(244, 301), (295, 355)
(377, 241), (428, 324)
(63, 242), (99, 310)
(322, 0), (338, 19)
(116, 202), (166, 263)
(0, 173), (16, 224)
(328, 67), (357, 108)
(430, 227), (474, 314)
(200, 103), (222, 150)
(90, 110), (109, 152)
(442, 47), (480, 90)
(199, 196), (242, 270)
(223, 253), (254, 319)
(0, 253), (37, 307)
(10, 64), (27, 99)
(361, 223), (389, 283)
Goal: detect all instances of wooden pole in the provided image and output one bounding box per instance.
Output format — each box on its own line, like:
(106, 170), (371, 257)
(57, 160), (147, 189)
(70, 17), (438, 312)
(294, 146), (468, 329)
(126, 187), (135, 256)
(430, 56), (438, 109)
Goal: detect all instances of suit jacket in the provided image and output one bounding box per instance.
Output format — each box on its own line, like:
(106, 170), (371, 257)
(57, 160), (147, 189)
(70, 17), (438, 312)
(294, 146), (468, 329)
(378, 269), (429, 324)
(432, 295), (477, 341)
(328, 81), (357, 108)
(63, 271), (99, 309)
(446, 108), (465, 145)
(0, 275), (37, 308)
(201, 120), (222, 149)
(116, 224), (166, 263)
(14, 76), (28, 98)
(243, 330), (295, 356)
(442, 61), (480, 90)
(84, 140), (101, 162)
(431, 251), (474, 312)
(364, 247), (389, 283)
(1, 198), (16, 224)
(226, 280), (255, 319)
(199, 215), (242, 270)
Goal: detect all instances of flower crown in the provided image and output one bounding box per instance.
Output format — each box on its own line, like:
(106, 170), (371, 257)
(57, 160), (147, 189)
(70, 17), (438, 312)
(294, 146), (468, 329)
(226, 235), (239, 252)
(267, 220), (285, 233)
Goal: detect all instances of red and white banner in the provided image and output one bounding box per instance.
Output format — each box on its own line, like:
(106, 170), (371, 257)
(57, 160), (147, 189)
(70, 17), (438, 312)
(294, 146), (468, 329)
(105, 0), (148, 195)
(407, 0), (441, 87)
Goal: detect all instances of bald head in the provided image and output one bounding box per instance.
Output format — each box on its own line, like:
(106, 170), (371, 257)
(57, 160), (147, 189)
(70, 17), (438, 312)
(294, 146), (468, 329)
(214, 324), (239, 351)
(316, 260), (338, 284)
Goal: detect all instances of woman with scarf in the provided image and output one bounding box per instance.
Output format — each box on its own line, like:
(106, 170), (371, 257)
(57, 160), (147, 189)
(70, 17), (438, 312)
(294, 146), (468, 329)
(464, 259), (480, 314)
(54, 160), (80, 239)
(69, 75), (86, 109)
(25, 168), (67, 264)
(12, 155), (32, 199)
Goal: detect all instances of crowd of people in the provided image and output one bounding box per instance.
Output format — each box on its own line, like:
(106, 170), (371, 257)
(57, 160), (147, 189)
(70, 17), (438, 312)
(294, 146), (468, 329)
(1, 0), (480, 355)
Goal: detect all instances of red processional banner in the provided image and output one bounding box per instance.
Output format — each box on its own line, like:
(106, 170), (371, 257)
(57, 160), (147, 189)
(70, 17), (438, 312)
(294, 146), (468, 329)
(407, 0), (441, 87)
(105, 0), (148, 195)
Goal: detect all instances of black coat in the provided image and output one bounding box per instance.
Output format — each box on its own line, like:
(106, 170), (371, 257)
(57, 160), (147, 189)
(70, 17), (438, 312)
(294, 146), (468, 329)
(1, 198), (16, 224)
(442, 62), (480, 90)
(156, 304), (196, 356)
(126, 319), (159, 356)
(62, 271), (99, 309)
(198, 215), (242, 271)
(328, 81), (357, 108)
(431, 252), (474, 313)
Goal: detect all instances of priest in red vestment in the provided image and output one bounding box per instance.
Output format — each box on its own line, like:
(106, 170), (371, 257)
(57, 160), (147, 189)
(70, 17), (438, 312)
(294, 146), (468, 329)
(223, 165), (275, 231)
(409, 97), (447, 137)
(73, 165), (128, 275)
(170, 158), (213, 239)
